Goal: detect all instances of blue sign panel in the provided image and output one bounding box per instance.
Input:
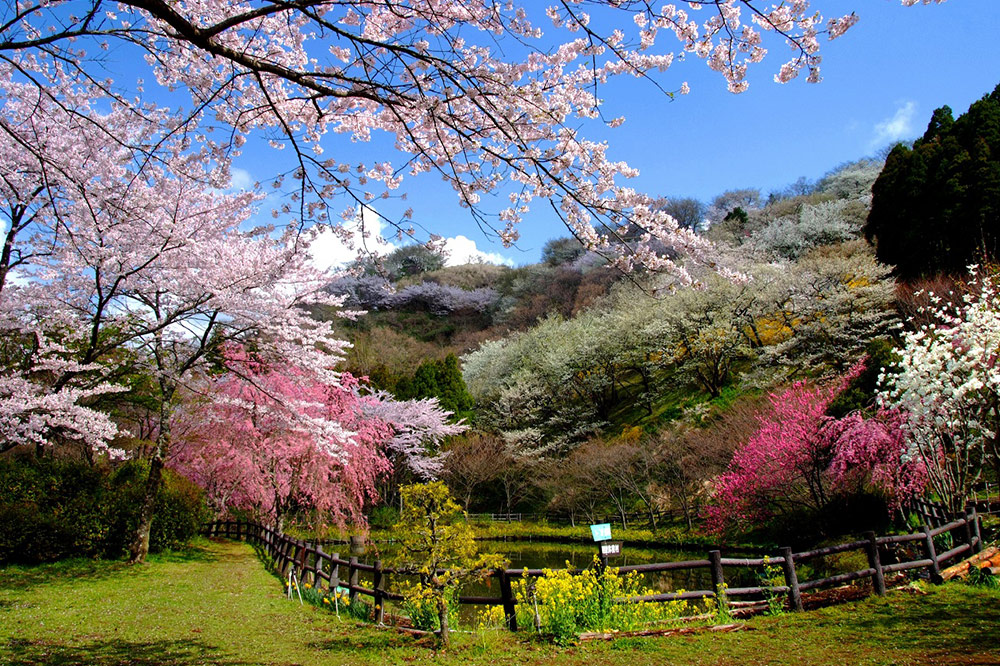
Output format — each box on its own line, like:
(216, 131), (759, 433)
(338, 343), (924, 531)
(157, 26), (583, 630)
(590, 523), (612, 542)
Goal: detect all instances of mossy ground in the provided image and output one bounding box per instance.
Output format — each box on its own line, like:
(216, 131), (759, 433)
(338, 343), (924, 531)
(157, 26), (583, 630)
(2, 538), (998, 665)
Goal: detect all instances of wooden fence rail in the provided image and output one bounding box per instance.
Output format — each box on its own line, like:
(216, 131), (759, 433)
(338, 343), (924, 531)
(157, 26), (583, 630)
(204, 506), (983, 631)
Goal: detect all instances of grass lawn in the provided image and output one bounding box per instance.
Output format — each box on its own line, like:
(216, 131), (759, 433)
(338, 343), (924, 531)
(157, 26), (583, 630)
(2, 537), (999, 665)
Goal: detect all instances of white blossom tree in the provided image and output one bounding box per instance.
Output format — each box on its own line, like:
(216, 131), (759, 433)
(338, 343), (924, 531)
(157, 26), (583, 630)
(879, 268), (1000, 513)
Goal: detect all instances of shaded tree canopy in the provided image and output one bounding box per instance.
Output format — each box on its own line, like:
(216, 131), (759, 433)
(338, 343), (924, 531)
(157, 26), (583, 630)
(396, 354), (474, 416)
(865, 83), (1000, 278)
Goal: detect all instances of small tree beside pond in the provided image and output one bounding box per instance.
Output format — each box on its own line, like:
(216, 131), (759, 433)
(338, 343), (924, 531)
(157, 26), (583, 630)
(391, 482), (505, 647)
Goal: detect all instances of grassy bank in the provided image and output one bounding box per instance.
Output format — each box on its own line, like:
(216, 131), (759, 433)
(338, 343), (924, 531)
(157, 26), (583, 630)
(370, 518), (766, 551)
(2, 538), (998, 665)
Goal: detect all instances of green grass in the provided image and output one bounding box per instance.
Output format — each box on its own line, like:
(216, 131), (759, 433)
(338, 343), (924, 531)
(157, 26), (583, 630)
(2, 538), (999, 665)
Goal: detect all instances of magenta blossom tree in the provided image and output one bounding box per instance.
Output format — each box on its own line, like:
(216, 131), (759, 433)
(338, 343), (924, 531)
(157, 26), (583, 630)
(705, 360), (926, 535)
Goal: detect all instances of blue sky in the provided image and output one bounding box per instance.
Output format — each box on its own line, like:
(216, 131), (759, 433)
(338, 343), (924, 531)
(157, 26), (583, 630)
(222, 0), (1000, 268)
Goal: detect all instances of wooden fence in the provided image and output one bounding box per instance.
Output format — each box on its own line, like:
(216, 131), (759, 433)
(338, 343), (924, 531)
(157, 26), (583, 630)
(204, 506), (984, 631)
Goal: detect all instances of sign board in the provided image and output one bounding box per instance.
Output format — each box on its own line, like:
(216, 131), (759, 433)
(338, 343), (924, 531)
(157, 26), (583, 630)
(590, 523), (612, 542)
(599, 541), (623, 558)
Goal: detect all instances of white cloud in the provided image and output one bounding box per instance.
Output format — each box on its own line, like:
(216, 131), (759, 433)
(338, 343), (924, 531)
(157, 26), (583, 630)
(306, 209), (513, 273)
(441, 235), (514, 267)
(870, 101), (918, 149)
(307, 205), (397, 273)
(229, 167), (255, 191)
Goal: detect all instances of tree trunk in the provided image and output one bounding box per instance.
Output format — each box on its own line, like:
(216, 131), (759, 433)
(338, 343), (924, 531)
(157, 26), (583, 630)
(677, 491), (693, 531)
(129, 454), (164, 564)
(436, 593), (450, 647)
(129, 393), (173, 564)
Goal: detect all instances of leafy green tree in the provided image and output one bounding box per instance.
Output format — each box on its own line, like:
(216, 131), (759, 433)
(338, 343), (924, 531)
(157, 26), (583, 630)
(396, 354), (473, 415)
(865, 84), (1000, 278)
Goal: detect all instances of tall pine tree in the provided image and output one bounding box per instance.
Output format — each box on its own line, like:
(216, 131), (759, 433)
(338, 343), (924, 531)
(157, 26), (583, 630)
(865, 84), (1000, 278)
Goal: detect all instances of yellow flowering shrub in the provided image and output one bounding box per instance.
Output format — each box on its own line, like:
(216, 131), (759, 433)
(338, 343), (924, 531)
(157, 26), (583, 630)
(396, 581), (458, 631)
(513, 559), (689, 642)
(476, 605), (507, 631)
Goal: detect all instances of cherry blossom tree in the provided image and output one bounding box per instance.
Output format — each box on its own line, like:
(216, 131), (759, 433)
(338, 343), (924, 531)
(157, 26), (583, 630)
(878, 268), (1000, 513)
(171, 344), (465, 528)
(1, 1), (933, 280)
(170, 352), (394, 531)
(0, 97), (351, 559)
(0, 74), (181, 457)
(357, 390), (467, 508)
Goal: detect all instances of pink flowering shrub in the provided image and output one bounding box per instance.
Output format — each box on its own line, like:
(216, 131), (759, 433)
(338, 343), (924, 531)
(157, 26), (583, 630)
(705, 360), (926, 536)
(825, 408), (927, 510)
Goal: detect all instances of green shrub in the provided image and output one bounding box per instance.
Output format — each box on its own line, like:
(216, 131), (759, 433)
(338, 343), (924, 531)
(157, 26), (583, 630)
(368, 505), (400, 530)
(0, 455), (207, 564)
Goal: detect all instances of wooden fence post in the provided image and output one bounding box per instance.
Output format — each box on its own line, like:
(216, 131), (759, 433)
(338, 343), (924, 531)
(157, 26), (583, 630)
(923, 523), (942, 583)
(348, 556), (359, 604)
(970, 507), (983, 554)
(281, 537), (293, 577)
(863, 531), (886, 596)
(297, 542), (307, 579)
(330, 552), (341, 592)
(315, 545), (325, 588)
(779, 547), (803, 612)
(960, 510), (975, 554)
(373, 560), (385, 623)
(708, 550), (728, 614)
(499, 570), (518, 632)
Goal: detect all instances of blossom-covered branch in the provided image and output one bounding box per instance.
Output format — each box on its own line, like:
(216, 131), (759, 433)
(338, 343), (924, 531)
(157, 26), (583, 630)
(0, 0), (935, 278)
